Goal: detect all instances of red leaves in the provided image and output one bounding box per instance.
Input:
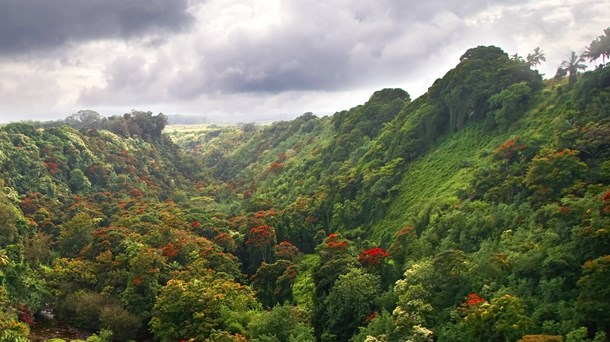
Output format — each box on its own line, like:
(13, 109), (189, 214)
(464, 293), (487, 307)
(128, 188), (144, 198)
(44, 161), (59, 174)
(213, 232), (237, 252)
(274, 241), (300, 260)
(603, 189), (610, 214)
(192, 220), (201, 229)
(494, 136), (527, 162)
(246, 225), (276, 249)
(18, 305), (33, 325)
(268, 161), (283, 173)
(253, 209), (277, 219)
(319, 233), (350, 260)
(396, 225), (414, 237)
(358, 247), (389, 266)
(161, 242), (179, 258)
(323, 233), (349, 252)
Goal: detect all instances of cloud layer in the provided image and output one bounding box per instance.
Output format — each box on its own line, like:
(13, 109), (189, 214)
(0, 0), (608, 123)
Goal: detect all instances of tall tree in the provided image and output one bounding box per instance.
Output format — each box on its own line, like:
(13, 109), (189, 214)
(560, 51), (587, 86)
(526, 47), (546, 68)
(600, 27), (610, 63)
(582, 39), (603, 66)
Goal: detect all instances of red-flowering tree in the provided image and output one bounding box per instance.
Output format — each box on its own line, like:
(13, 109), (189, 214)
(464, 293), (487, 308)
(525, 148), (587, 203)
(318, 233), (350, 262)
(358, 247), (389, 266)
(246, 225), (277, 272)
(213, 231), (237, 253)
(494, 136), (527, 167)
(268, 161), (283, 173)
(274, 241), (301, 262)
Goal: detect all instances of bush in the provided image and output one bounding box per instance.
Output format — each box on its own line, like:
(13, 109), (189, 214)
(99, 305), (141, 341)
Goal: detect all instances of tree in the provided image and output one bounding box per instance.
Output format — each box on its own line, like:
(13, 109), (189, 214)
(56, 212), (98, 258)
(323, 269), (381, 341)
(248, 304), (315, 342)
(252, 260), (299, 308)
(68, 168), (92, 193)
(150, 275), (257, 341)
(576, 255), (610, 333)
(584, 27), (610, 66)
(393, 261), (435, 334)
(525, 148), (587, 204)
(65, 110), (103, 130)
(458, 294), (531, 342)
(561, 51), (587, 86)
(274, 241), (301, 262)
(488, 82), (533, 130)
(602, 27), (610, 63)
(526, 47), (546, 68)
(0, 195), (22, 247)
(247, 225), (277, 263)
(582, 40), (603, 66)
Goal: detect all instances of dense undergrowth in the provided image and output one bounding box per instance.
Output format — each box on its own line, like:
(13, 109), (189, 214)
(0, 43), (609, 342)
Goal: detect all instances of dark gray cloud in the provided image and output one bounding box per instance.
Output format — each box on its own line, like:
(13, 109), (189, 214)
(166, 1), (472, 97)
(76, 0), (605, 108)
(0, 0), (194, 56)
(169, 0), (538, 97)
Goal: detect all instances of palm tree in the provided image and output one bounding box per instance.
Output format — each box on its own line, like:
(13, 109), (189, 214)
(601, 27), (610, 64)
(561, 51), (587, 86)
(526, 47), (546, 68)
(582, 39), (602, 66)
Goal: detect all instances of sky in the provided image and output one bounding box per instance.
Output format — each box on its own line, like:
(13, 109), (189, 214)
(0, 0), (608, 124)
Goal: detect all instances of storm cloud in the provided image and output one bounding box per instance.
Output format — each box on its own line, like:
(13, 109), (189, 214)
(0, 0), (193, 56)
(0, 0), (608, 123)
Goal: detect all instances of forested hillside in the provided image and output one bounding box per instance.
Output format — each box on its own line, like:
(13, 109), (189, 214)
(1, 40), (609, 342)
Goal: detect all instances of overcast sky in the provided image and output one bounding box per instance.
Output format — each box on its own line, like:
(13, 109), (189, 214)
(0, 0), (608, 124)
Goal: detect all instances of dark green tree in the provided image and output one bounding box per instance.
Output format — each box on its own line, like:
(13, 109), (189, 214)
(526, 47), (546, 68)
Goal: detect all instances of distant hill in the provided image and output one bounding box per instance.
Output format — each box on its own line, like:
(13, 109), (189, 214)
(166, 114), (209, 125)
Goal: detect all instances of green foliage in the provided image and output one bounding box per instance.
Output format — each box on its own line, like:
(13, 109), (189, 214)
(57, 212), (98, 258)
(150, 275), (258, 341)
(249, 304), (315, 342)
(489, 82), (533, 130)
(252, 260), (299, 308)
(85, 328), (114, 342)
(576, 255), (610, 332)
(323, 269), (381, 341)
(457, 294), (531, 342)
(429, 45), (542, 133)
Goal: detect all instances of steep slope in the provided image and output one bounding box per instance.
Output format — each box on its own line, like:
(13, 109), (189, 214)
(169, 47), (610, 341)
